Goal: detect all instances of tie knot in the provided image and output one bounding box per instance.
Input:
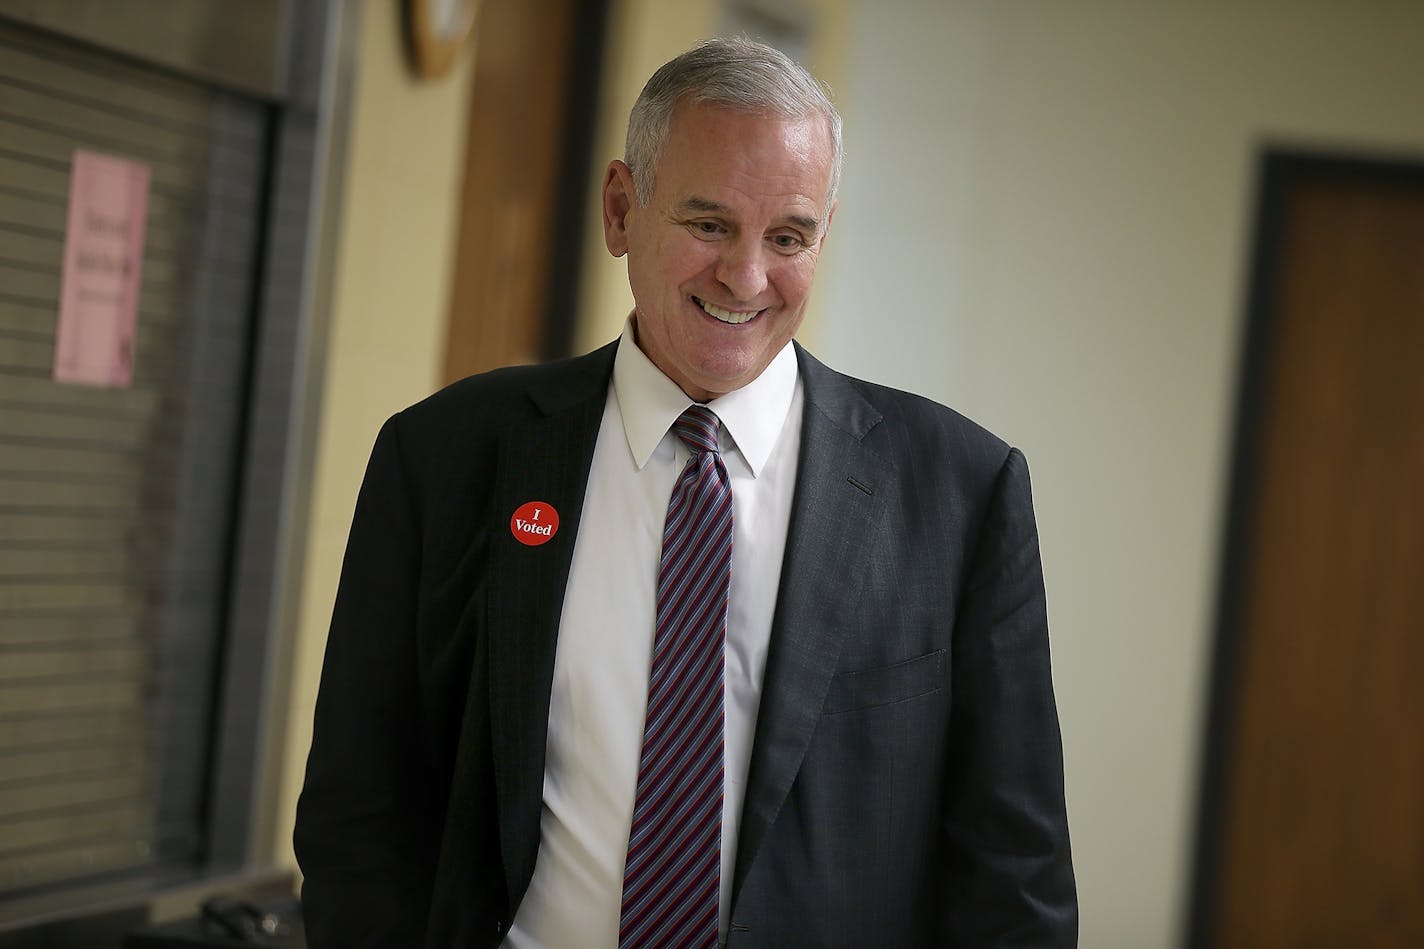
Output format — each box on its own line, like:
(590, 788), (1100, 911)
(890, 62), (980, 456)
(672, 405), (720, 455)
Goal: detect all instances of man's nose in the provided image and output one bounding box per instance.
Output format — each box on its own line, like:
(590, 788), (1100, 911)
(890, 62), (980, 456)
(714, 238), (769, 301)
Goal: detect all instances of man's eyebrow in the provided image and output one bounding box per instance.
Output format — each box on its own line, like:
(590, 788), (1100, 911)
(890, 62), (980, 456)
(784, 213), (821, 233)
(676, 195), (821, 234)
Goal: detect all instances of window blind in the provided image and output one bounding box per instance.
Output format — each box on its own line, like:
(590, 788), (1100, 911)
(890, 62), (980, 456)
(0, 18), (266, 898)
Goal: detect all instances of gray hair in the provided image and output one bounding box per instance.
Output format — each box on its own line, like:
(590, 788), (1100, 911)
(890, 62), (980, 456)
(624, 36), (843, 216)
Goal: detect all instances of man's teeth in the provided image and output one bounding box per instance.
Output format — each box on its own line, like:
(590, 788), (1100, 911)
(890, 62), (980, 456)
(698, 299), (758, 324)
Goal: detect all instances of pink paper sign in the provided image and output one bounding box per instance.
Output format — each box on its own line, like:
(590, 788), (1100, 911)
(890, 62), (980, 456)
(53, 150), (151, 388)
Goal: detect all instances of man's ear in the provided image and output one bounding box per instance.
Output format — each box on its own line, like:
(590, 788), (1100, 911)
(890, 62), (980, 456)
(602, 160), (636, 257)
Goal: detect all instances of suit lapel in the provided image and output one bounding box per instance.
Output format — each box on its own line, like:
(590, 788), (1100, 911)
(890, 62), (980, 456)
(732, 345), (891, 900)
(484, 343), (615, 910)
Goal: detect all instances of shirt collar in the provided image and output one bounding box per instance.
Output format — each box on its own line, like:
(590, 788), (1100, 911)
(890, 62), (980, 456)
(612, 316), (799, 477)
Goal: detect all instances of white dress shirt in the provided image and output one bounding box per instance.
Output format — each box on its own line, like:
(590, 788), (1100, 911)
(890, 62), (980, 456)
(503, 320), (803, 947)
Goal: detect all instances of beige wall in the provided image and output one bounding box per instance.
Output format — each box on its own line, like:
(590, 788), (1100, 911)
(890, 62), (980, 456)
(271, 0), (475, 871)
(817, 2), (1424, 945)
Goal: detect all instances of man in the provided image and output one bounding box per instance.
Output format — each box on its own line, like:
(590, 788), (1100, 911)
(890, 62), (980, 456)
(295, 37), (1076, 948)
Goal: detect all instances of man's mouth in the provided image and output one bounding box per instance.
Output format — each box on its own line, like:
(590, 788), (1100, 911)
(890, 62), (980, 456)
(694, 296), (760, 325)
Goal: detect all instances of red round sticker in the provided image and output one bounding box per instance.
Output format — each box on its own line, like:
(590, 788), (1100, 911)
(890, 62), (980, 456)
(510, 501), (559, 546)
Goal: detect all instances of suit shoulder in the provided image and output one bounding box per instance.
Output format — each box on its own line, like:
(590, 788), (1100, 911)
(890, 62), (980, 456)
(390, 343), (615, 442)
(864, 377), (1004, 444)
(824, 366), (1015, 479)
(358, 344), (614, 504)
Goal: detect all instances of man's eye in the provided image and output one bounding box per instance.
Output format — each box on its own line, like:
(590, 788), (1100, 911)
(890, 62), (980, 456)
(692, 221), (724, 236)
(771, 234), (806, 251)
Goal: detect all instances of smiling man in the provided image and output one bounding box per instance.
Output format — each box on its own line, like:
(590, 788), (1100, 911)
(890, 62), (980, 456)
(608, 99), (831, 401)
(296, 37), (1076, 949)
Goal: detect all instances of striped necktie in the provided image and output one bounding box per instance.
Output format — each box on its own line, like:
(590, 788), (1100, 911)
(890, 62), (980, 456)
(620, 405), (731, 948)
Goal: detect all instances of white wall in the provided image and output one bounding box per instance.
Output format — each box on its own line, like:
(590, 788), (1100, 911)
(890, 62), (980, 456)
(271, 0), (475, 872)
(817, 2), (1424, 945)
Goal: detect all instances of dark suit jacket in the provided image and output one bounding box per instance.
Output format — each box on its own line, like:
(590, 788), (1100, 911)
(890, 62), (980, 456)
(294, 342), (1076, 947)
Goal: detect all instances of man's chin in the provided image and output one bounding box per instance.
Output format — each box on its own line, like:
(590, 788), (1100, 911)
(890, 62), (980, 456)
(681, 359), (772, 401)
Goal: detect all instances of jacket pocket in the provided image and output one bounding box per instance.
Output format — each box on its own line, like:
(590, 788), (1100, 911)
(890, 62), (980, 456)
(822, 649), (946, 714)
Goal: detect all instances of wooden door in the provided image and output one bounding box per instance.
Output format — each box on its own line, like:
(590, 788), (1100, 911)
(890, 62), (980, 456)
(440, 0), (607, 384)
(1191, 153), (1424, 947)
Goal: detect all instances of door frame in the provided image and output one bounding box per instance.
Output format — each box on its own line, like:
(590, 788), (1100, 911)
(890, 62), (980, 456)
(1187, 147), (1424, 948)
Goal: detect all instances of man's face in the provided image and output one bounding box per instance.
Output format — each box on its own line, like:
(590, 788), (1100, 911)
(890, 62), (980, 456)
(602, 100), (836, 402)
